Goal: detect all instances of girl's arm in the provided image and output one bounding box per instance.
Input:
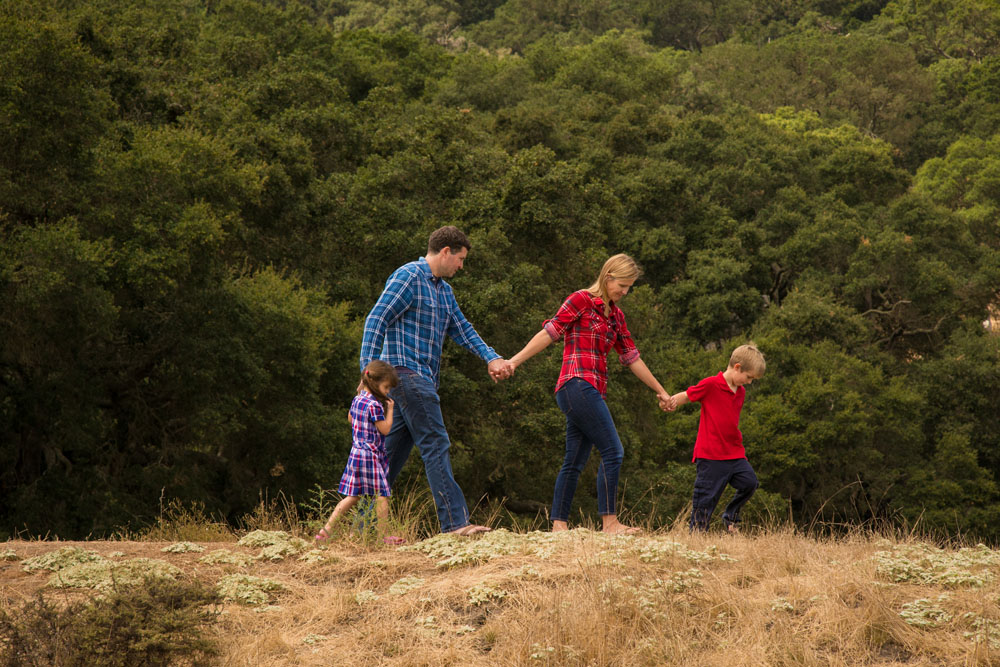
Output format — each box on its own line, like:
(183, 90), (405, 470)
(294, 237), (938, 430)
(509, 329), (556, 371)
(375, 399), (394, 436)
(627, 358), (674, 410)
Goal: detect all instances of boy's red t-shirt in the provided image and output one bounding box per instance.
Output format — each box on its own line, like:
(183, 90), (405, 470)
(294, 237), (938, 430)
(686, 372), (746, 461)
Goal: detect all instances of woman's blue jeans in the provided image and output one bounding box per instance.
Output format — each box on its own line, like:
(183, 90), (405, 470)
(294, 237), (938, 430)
(384, 369), (470, 533)
(551, 378), (624, 522)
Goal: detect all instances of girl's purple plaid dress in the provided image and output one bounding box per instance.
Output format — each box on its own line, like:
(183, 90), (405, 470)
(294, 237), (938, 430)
(338, 392), (392, 497)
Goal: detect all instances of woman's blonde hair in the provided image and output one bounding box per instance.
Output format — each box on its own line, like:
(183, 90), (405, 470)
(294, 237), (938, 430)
(586, 254), (641, 304)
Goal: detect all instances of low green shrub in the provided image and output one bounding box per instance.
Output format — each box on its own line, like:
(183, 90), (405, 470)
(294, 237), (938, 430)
(0, 577), (220, 666)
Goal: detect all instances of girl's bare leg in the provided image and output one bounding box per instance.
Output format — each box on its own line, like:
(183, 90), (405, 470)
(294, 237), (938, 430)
(375, 496), (390, 536)
(319, 496), (359, 536)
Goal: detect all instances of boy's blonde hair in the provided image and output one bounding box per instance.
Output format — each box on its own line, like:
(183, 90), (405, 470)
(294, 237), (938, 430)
(729, 343), (766, 374)
(586, 254), (641, 304)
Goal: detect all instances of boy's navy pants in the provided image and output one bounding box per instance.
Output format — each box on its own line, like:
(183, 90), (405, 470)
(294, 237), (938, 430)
(690, 458), (758, 531)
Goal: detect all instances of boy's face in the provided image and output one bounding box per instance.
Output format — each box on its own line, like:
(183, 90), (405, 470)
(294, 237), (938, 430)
(730, 363), (763, 387)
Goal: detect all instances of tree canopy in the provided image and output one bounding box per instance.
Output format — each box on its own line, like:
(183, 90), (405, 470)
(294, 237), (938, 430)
(1, 0), (999, 540)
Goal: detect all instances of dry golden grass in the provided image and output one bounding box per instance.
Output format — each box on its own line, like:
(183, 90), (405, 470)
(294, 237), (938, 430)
(4, 524), (1000, 666)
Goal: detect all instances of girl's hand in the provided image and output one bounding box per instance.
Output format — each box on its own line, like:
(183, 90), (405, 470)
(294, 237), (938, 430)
(385, 398), (394, 411)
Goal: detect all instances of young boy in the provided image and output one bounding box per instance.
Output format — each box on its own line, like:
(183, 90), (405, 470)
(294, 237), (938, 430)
(666, 343), (765, 533)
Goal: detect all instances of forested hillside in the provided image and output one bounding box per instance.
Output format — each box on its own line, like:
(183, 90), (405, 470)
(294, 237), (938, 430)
(2, 0), (999, 539)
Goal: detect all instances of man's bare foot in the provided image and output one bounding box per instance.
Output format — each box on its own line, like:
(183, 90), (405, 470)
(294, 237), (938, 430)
(551, 520), (570, 532)
(727, 523), (740, 535)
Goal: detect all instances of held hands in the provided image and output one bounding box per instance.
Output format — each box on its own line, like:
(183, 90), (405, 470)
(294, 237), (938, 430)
(657, 391), (676, 412)
(487, 358), (515, 383)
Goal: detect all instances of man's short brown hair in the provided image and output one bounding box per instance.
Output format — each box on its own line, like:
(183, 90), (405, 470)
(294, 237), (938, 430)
(428, 226), (471, 254)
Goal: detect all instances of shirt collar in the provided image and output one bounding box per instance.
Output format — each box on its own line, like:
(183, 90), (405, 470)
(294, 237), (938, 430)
(589, 292), (618, 317)
(417, 257), (441, 284)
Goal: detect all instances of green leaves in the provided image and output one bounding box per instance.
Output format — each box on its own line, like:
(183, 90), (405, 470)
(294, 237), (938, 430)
(0, 12), (112, 221)
(3, 0), (1000, 541)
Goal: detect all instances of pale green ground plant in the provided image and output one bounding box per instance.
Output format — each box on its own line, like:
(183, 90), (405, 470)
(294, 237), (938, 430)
(216, 574), (287, 606)
(198, 549), (253, 566)
(21, 546), (103, 572)
(162, 541), (206, 553)
(49, 558), (182, 592)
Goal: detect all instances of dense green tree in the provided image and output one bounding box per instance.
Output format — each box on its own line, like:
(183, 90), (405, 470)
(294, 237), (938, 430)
(0, 11), (112, 222)
(872, 0), (1000, 65)
(2, 0), (1000, 541)
(694, 30), (935, 156)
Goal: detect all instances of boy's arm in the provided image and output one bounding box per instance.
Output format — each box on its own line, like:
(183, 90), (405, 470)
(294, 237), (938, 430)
(669, 391), (691, 407)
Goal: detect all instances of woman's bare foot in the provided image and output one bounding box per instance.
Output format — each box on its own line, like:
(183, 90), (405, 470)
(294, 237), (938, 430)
(447, 524), (490, 537)
(551, 520), (570, 532)
(602, 517), (642, 535)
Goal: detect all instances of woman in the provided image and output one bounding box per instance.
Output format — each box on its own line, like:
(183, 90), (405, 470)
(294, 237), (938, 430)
(509, 254), (673, 534)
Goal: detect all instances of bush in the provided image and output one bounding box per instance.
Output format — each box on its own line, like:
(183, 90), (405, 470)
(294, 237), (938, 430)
(0, 577), (220, 666)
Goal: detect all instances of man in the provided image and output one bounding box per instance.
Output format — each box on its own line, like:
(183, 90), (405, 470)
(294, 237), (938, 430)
(360, 226), (511, 535)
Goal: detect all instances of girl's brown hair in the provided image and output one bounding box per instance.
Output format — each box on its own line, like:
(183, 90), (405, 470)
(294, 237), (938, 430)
(360, 360), (400, 408)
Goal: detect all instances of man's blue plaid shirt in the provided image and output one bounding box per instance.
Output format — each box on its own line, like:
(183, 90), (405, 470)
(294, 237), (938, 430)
(360, 257), (500, 386)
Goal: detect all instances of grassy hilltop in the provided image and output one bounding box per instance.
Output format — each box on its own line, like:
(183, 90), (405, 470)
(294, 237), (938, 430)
(2, 518), (1000, 665)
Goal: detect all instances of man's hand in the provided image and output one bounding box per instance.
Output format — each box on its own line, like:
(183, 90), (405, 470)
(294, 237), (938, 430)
(488, 359), (514, 383)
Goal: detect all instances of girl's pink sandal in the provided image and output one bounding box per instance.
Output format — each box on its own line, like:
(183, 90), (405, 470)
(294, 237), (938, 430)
(383, 535), (406, 546)
(314, 528), (331, 544)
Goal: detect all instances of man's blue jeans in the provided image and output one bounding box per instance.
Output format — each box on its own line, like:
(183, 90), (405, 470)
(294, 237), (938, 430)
(551, 378), (624, 522)
(385, 369), (470, 533)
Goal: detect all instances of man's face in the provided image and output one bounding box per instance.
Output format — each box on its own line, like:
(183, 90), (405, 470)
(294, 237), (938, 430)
(439, 246), (467, 277)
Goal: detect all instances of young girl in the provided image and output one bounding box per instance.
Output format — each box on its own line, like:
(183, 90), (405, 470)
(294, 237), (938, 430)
(315, 360), (404, 545)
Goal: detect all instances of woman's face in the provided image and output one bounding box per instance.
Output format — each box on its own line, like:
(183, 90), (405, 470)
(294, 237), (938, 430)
(605, 277), (635, 302)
